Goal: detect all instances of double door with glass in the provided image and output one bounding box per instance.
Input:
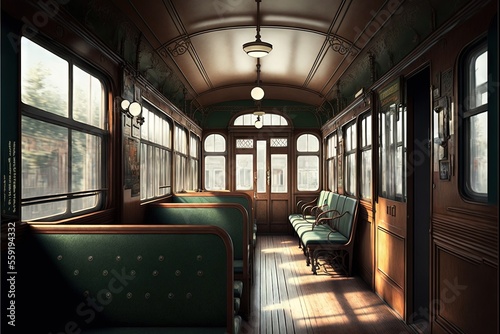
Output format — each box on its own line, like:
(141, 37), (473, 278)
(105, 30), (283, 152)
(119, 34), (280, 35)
(235, 136), (290, 233)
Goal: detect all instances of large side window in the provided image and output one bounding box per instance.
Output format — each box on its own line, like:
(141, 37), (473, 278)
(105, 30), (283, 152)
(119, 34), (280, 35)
(140, 103), (172, 200)
(460, 41), (488, 201)
(204, 134), (226, 190)
(326, 133), (338, 192)
(344, 122), (357, 196)
(360, 113), (372, 200)
(21, 37), (107, 221)
(296, 134), (320, 191)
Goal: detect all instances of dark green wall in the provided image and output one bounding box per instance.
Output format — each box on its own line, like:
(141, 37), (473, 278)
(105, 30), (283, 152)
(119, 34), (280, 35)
(1, 13), (21, 221)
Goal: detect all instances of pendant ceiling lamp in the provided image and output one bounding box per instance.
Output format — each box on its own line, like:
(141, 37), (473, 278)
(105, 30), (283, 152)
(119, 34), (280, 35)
(243, 0), (272, 58)
(251, 59), (265, 100)
(253, 108), (265, 129)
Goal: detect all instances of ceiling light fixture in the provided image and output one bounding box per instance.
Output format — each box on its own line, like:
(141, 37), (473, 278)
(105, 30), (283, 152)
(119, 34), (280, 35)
(243, 0), (272, 58)
(253, 108), (265, 129)
(251, 58), (265, 100)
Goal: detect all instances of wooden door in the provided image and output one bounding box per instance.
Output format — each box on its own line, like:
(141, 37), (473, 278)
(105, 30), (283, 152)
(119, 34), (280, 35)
(234, 134), (291, 233)
(375, 78), (408, 319)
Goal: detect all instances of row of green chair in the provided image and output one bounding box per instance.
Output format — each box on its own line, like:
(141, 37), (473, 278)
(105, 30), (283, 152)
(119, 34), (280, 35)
(289, 191), (359, 275)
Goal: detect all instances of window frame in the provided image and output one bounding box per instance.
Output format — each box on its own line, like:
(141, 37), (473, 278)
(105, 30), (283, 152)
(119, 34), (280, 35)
(20, 36), (109, 222)
(203, 133), (227, 191)
(296, 133), (320, 192)
(343, 121), (357, 196)
(139, 101), (173, 201)
(188, 133), (201, 191)
(459, 39), (489, 202)
(359, 112), (373, 200)
(174, 124), (189, 193)
(326, 132), (338, 193)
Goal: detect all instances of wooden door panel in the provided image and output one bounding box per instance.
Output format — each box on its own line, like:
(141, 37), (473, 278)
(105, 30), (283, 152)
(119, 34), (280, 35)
(376, 198), (407, 320)
(377, 227), (405, 288)
(270, 199), (289, 233)
(375, 270), (406, 318)
(255, 199), (269, 233)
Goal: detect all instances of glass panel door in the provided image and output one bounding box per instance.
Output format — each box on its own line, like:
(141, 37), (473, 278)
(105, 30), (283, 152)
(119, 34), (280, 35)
(236, 154), (253, 190)
(235, 137), (291, 233)
(271, 154), (287, 193)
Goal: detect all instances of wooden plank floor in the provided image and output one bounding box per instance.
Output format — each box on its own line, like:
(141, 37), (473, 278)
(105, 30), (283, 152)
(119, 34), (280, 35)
(241, 235), (413, 334)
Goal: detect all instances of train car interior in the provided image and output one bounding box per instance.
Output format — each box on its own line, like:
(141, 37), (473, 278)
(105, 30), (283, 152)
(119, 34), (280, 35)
(1, 0), (498, 333)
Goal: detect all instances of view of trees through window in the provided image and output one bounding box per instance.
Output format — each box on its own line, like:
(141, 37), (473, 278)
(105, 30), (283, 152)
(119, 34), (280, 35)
(20, 37), (106, 221)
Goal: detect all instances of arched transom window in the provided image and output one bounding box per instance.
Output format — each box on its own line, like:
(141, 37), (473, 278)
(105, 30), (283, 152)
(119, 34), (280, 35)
(233, 113), (288, 126)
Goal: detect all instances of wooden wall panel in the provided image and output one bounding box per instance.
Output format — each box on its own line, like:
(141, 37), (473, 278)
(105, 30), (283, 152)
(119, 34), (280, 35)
(433, 243), (497, 334)
(356, 202), (374, 287)
(432, 213), (498, 334)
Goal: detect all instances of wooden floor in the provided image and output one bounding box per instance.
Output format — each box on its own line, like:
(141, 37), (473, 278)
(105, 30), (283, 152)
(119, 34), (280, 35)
(241, 235), (413, 334)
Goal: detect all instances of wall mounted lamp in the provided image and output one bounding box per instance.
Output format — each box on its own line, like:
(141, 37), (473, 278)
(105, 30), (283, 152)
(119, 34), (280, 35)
(121, 99), (144, 125)
(243, 0), (272, 58)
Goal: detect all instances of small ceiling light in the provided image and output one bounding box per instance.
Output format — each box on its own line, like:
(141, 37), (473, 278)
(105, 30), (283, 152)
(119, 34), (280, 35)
(254, 116), (263, 129)
(243, 0), (272, 58)
(253, 109), (265, 129)
(251, 86), (265, 100)
(251, 59), (265, 100)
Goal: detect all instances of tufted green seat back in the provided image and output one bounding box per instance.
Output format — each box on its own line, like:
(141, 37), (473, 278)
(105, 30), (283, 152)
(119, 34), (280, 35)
(146, 203), (247, 262)
(19, 225), (233, 332)
(172, 194), (252, 224)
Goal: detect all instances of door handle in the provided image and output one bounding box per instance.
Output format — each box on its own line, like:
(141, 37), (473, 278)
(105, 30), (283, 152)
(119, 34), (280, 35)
(266, 169), (270, 185)
(386, 205), (396, 217)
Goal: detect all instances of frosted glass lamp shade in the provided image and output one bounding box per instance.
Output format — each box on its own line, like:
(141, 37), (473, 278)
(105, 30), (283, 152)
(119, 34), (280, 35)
(251, 86), (265, 100)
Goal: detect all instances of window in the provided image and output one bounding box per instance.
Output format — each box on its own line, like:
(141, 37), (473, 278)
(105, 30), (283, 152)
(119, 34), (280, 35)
(236, 154), (253, 190)
(21, 37), (107, 221)
(235, 138), (254, 191)
(204, 134), (226, 190)
(271, 154), (288, 193)
(140, 103), (172, 200)
(360, 113), (372, 199)
(188, 134), (200, 191)
(174, 125), (188, 192)
(233, 112), (288, 126)
(344, 122), (357, 196)
(460, 41), (488, 201)
(379, 86), (406, 201)
(296, 134), (320, 191)
(326, 133), (338, 192)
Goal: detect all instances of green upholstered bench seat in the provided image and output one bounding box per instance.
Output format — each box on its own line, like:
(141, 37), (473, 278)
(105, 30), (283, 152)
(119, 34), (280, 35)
(288, 190), (329, 222)
(145, 202), (251, 320)
(17, 225), (240, 334)
(172, 192), (256, 250)
(300, 228), (349, 245)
